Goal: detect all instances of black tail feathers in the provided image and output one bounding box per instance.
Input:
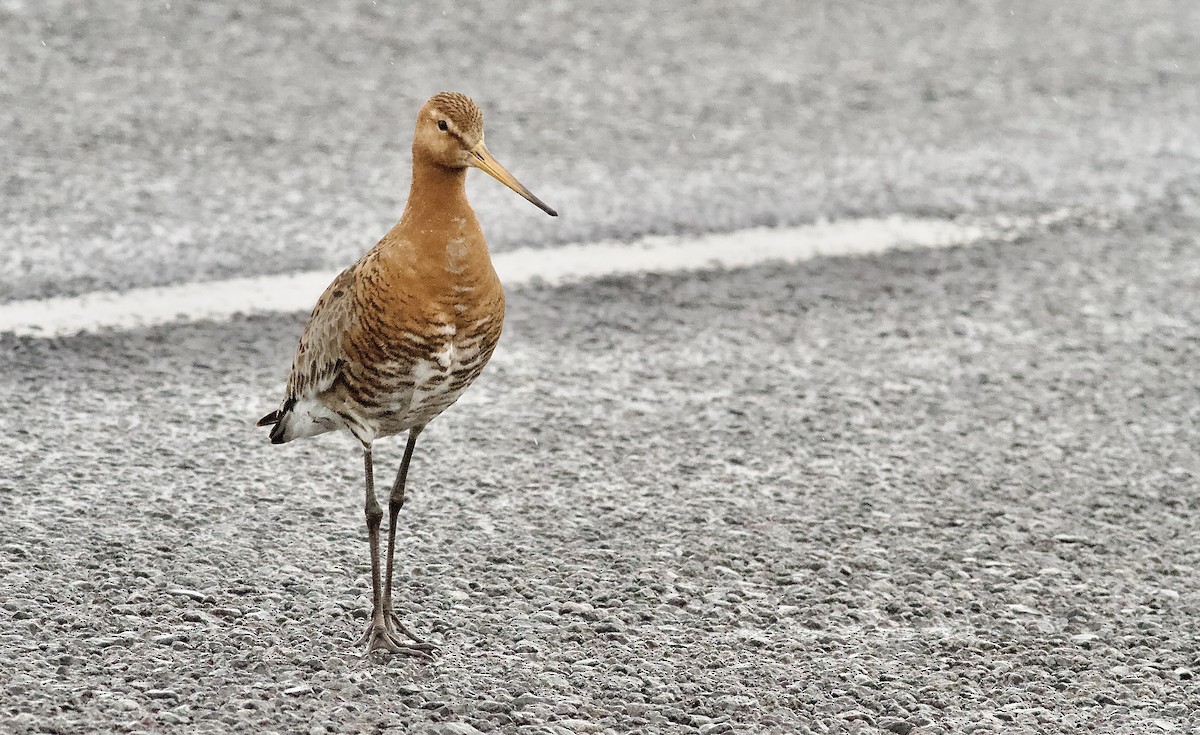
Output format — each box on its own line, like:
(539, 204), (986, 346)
(256, 400), (293, 444)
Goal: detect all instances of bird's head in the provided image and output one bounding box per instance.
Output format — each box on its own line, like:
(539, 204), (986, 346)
(414, 91), (557, 217)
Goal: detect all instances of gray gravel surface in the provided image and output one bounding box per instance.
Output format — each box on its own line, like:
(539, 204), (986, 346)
(2, 210), (1199, 733)
(1, 0), (1199, 301)
(3, 1), (1200, 734)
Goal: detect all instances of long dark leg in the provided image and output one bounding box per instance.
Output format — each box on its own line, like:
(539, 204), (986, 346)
(383, 425), (431, 647)
(363, 444), (384, 624)
(354, 442), (429, 657)
(354, 444), (384, 646)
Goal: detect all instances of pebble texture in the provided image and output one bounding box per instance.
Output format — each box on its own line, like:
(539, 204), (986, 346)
(1, 0), (1199, 301)
(1, 213), (1198, 733)
(2, 0), (1200, 733)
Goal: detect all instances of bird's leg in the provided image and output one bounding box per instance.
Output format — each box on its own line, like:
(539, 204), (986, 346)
(382, 425), (433, 649)
(354, 442), (429, 658)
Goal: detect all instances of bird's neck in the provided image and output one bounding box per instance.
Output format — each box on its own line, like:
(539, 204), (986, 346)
(381, 160), (493, 285)
(397, 161), (475, 235)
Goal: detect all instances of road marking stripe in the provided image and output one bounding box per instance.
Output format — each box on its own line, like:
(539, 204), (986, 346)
(0, 216), (993, 338)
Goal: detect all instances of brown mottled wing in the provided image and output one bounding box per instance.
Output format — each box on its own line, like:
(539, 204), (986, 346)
(284, 266), (357, 403)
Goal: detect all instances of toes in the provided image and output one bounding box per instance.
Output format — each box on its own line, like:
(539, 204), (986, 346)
(361, 629), (399, 655)
(388, 613), (437, 649)
(373, 633), (433, 659)
(395, 644), (435, 660)
(356, 622), (435, 659)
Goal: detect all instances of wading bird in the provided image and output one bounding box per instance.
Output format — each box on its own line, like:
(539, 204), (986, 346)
(257, 92), (556, 655)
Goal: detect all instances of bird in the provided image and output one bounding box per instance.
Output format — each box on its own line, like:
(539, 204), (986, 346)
(256, 91), (556, 656)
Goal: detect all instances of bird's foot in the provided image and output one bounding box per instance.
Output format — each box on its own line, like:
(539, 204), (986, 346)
(354, 611), (436, 658)
(386, 609), (436, 650)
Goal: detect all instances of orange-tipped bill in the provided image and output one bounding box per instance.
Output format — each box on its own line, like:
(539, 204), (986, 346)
(470, 143), (557, 217)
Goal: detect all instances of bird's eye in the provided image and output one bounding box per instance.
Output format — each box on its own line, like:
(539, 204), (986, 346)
(437, 120), (448, 131)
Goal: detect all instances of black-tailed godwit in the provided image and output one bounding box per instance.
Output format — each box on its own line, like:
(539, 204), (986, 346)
(257, 92), (556, 655)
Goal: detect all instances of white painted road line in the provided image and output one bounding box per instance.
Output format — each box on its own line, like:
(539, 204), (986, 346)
(0, 216), (992, 338)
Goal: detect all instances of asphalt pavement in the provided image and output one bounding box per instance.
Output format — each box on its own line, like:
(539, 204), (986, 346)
(1, 1), (1199, 734)
(1, 0), (1198, 301)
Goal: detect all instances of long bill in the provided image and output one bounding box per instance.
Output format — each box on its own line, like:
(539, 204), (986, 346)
(469, 142), (558, 217)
